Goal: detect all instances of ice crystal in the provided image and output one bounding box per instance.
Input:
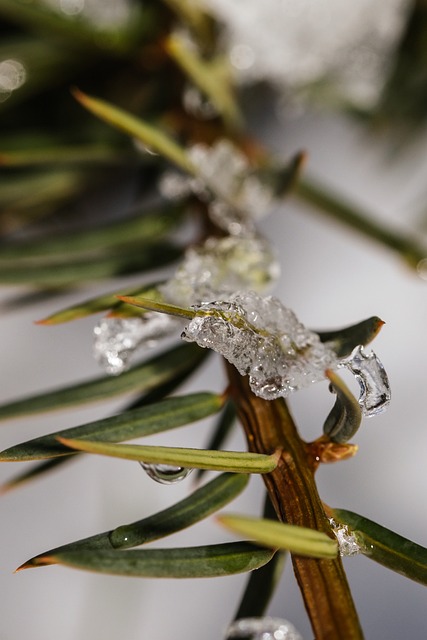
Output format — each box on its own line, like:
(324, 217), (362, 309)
(329, 519), (362, 557)
(181, 291), (337, 400)
(93, 314), (181, 375)
(160, 235), (280, 307)
(341, 345), (391, 416)
(225, 616), (303, 640)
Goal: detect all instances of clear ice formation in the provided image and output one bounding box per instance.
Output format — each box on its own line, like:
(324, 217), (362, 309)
(139, 462), (192, 484)
(160, 234), (280, 308)
(93, 314), (181, 375)
(224, 617), (303, 640)
(329, 519), (362, 557)
(96, 129), (391, 416)
(181, 290), (391, 410)
(182, 291), (338, 400)
(340, 345), (391, 417)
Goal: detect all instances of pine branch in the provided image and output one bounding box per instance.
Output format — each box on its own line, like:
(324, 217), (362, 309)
(226, 362), (364, 640)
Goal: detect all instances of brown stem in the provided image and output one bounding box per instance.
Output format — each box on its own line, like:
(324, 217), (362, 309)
(226, 363), (364, 640)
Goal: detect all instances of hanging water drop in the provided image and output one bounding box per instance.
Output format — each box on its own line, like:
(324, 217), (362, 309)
(224, 617), (303, 640)
(341, 345), (391, 416)
(139, 461), (192, 485)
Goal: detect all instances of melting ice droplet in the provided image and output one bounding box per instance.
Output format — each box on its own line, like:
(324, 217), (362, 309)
(341, 345), (391, 417)
(139, 462), (192, 485)
(329, 519), (362, 557)
(93, 314), (181, 375)
(224, 617), (303, 640)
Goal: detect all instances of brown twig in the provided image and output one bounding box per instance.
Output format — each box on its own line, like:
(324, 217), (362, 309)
(225, 363), (364, 640)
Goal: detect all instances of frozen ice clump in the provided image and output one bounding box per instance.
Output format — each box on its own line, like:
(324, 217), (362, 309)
(340, 345), (391, 417)
(188, 140), (276, 234)
(225, 616), (303, 640)
(181, 291), (337, 400)
(160, 234), (280, 308)
(329, 519), (363, 557)
(93, 314), (181, 375)
(158, 139), (276, 235)
(94, 206), (279, 376)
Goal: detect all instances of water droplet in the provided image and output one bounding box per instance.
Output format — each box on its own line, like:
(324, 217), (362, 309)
(208, 201), (247, 236)
(329, 519), (362, 557)
(181, 291), (337, 400)
(158, 171), (191, 201)
(229, 44), (256, 71)
(108, 526), (132, 549)
(42, 0), (134, 27)
(59, 0), (84, 16)
(183, 85), (219, 120)
(132, 138), (159, 156)
(340, 345), (390, 417)
(0, 59), (26, 102)
(224, 617), (303, 640)
(416, 258), (427, 281)
(139, 461), (192, 484)
(93, 313), (181, 375)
